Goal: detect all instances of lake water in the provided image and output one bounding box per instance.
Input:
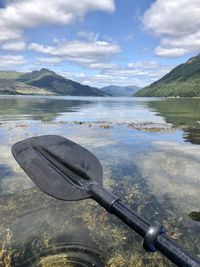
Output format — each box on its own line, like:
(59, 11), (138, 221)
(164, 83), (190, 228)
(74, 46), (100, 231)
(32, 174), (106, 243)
(0, 95), (199, 266)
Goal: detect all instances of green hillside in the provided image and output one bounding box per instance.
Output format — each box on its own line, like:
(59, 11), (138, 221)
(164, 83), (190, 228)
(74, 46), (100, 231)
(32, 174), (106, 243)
(0, 68), (107, 96)
(134, 54), (200, 97)
(0, 71), (22, 80)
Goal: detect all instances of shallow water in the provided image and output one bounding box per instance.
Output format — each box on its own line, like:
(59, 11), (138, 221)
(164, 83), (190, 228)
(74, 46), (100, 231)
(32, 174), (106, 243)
(0, 96), (199, 266)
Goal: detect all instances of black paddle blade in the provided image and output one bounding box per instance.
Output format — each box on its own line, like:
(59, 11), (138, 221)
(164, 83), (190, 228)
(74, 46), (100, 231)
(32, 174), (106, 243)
(12, 135), (103, 201)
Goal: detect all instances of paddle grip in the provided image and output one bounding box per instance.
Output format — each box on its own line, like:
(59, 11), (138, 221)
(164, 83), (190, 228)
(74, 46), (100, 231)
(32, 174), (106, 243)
(89, 185), (200, 267)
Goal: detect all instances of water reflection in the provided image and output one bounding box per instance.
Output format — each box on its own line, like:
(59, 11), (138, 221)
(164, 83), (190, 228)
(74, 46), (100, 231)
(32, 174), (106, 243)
(148, 98), (200, 144)
(0, 96), (92, 122)
(0, 96), (165, 124)
(0, 96), (200, 266)
(182, 128), (200, 145)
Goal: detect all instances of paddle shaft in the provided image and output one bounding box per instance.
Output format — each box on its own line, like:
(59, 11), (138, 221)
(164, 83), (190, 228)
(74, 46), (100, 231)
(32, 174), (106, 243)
(89, 185), (200, 267)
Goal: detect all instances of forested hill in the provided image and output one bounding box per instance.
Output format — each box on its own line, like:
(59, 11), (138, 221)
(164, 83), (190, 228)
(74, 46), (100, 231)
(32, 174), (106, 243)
(134, 54), (200, 97)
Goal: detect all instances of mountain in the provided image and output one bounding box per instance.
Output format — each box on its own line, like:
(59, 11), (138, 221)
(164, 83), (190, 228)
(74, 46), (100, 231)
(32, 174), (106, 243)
(134, 54), (200, 97)
(17, 68), (55, 83)
(101, 85), (141, 96)
(0, 71), (22, 80)
(0, 68), (108, 96)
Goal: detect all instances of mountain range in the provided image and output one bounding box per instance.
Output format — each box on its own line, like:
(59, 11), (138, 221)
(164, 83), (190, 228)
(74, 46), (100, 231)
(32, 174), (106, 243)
(2, 53), (200, 98)
(101, 85), (140, 96)
(135, 54), (200, 97)
(0, 68), (108, 96)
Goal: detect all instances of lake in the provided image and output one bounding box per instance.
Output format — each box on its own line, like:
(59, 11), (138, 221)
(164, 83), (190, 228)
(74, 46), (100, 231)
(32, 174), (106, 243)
(0, 95), (199, 266)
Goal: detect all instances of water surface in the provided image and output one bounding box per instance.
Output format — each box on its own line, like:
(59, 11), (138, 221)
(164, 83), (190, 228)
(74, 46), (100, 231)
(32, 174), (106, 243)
(0, 96), (199, 266)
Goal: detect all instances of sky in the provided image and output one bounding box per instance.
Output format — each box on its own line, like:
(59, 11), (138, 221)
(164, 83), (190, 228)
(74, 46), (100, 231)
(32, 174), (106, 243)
(0, 0), (199, 88)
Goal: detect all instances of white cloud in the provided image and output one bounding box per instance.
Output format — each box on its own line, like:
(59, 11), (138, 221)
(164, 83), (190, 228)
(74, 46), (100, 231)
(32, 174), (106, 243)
(0, 55), (27, 69)
(77, 31), (100, 42)
(127, 60), (159, 69)
(35, 57), (64, 64)
(57, 61), (174, 88)
(35, 56), (113, 68)
(0, 28), (22, 42)
(86, 63), (117, 69)
(28, 43), (54, 54)
(1, 41), (26, 51)
(154, 47), (188, 58)
(29, 39), (121, 68)
(143, 0), (200, 57)
(0, 0), (115, 41)
(103, 61), (174, 81)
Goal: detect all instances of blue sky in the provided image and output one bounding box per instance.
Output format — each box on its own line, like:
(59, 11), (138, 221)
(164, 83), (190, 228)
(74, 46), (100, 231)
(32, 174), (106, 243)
(0, 0), (199, 88)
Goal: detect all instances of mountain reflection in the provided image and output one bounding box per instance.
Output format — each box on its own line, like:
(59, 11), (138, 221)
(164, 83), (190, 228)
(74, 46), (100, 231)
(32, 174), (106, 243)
(0, 97), (92, 122)
(148, 98), (200, 144)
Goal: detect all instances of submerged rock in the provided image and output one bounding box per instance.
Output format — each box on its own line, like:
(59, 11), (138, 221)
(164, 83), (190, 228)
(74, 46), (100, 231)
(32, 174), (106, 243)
(188, 211), (200, 222)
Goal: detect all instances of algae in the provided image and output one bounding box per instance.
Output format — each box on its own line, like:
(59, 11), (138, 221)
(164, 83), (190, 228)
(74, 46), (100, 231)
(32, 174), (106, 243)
(0, 96), (200, 266)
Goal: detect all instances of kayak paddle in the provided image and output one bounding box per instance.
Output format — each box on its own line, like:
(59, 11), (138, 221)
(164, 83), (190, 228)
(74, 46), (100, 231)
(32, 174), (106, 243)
(12, 135), (200, 267)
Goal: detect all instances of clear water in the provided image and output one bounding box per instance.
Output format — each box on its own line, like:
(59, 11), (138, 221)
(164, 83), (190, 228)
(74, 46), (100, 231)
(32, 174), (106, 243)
(0, 96), (199, 267)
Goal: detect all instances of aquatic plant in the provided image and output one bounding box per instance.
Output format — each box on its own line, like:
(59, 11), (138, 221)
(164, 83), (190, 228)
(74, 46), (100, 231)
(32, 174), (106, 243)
(0, 106), (199, 266)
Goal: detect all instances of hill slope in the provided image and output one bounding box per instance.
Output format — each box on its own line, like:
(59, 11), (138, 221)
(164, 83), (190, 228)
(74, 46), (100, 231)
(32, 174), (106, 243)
(0, 79), (53, 95)
(0, 71), (22, 80)
(17, 68), (107, 96)
(101, 85), (140, 96)
(134, 54), (200, 97)
(0, 68), (108, 96)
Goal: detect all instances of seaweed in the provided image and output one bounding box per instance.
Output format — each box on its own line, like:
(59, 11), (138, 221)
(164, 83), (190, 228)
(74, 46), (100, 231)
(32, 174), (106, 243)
(0, 97), (200, 266)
